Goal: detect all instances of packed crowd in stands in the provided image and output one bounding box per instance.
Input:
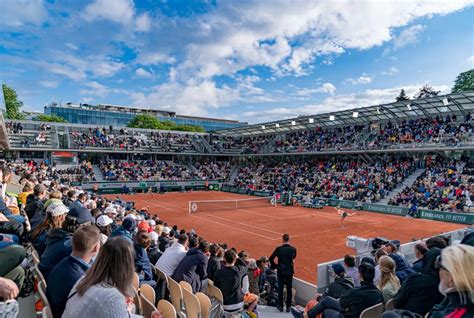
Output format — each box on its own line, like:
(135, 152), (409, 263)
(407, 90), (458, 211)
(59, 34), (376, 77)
(210, 114), (473, 154)
(194, 161), (231, 181)
(0, 159), (473, 318)
(232, 157), (418, 203)
(99, 160), (198, 181)
(389, 156), (474, 213)
(10, 160), (96, 184)
(365, 115), (473, 149)
(71, 127), (198, 152)
(273, 125), (366, 153)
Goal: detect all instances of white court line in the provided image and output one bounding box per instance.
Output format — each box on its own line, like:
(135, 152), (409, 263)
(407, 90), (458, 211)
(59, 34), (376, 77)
(288, 221), (384, 239)
(147, 200), (279, 240)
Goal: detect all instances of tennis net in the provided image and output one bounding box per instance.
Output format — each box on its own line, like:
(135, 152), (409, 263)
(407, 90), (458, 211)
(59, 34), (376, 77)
(188, 196), (276, 213)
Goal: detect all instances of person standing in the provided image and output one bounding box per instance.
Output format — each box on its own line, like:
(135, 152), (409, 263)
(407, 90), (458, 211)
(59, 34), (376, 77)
(269, 233), (297, 312)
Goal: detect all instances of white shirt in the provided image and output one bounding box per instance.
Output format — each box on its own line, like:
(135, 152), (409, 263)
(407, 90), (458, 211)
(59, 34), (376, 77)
(156, 242), (187, 276)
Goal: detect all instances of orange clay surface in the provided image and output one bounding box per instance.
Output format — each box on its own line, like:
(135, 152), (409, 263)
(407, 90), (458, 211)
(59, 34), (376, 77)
(113, 191), (465, 283)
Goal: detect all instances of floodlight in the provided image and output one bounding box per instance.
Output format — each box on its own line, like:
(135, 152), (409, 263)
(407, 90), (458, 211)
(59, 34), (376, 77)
(329, 115), (335, 121)
(352, 112), (359, 118)
(261, 125), (265, 129)
(442, 98), (449, 106)
(308, 118), (314, 123)
(406, 104), (412, 110)
(275, 123), (280, 128)
(291, 121), (296, 126)
(376, 108), (381, 114)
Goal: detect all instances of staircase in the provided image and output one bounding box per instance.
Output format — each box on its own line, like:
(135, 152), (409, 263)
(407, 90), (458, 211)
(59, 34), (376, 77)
(379, 168), (426, 204)
(227, 163), (241, 184)
(92, 165), (105, 181)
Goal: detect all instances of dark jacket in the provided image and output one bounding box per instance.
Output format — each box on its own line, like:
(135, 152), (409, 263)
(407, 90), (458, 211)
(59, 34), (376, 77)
(134, 244), (153, 281)
(171, 247), (208, 293)
(30, 208), (46, 230)
(147, 244), (161, 265)
(393, 248), (443, 316)
(325, 275), (355, 299)
(214, 265), (247, 306)
(429, 291), (474, 318)
(38, 228), (73, 280)
(339, 281), (384, 318)
(412, 258), (423, 273)
(46, 255), (89, 318)
(25, 196), (44, 220)
(111, 226), (134, 242)
(389, 254), (416, 284)
(269, 243), (297, 276)
(31, 230), (48, 256)
(207, 256), (221, 281)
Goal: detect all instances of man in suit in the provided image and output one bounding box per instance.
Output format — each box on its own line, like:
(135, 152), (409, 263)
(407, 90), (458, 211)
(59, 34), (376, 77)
(269, 233), (297, 312)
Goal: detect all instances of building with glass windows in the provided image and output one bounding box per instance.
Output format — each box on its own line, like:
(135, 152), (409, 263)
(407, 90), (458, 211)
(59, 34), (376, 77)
(44, 103), (246, 131)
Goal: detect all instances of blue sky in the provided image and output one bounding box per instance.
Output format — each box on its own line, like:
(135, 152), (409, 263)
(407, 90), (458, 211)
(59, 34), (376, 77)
(1, 0), (473, 123)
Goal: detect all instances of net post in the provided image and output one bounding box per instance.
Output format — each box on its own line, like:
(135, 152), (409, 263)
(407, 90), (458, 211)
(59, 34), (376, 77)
(188, 201), (192, 214)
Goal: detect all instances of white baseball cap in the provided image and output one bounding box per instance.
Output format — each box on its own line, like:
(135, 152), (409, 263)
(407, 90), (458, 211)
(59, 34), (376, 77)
(162, 227), (171, 235)
(96, 215), (113, 227)
(47, 203), (69, 217)
(104, 207), (118, 215)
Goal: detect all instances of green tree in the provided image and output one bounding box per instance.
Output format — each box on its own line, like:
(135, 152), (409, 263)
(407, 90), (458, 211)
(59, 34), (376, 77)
(2, 84), (25, 119)
(452, 69), (474, 93)
(127, 114), (205, 132)
(395, 89), (410, 101)
(32, 114), (68, 123)
(413, 85), (440, 99)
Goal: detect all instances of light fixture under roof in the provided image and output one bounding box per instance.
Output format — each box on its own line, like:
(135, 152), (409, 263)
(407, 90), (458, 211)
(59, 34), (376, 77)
(291, 121), (296, 126)
(329, 115), (335, 121)
(261, 125), (265, 129)
(352, 112), (359, 118)
(407, 104), (412, 111)
(275, 123), (280, 128)
(442, 98), (449, 106)
(308, 118), (314, 123)
(376, 108), (381, 114)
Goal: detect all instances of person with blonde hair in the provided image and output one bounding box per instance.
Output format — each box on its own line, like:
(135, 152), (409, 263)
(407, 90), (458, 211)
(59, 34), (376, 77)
(429, 244), (474, 317)
(377, 256), (401, 302)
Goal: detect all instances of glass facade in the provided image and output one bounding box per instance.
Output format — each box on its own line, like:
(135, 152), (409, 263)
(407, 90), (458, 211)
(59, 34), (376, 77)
(45, 106), (245, 131)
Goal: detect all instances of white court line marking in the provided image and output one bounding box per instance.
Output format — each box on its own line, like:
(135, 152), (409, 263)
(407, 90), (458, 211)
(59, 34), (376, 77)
(198, 211), (283, 235)
(288, 221), (384, 239)
(146, 200), (278, 240)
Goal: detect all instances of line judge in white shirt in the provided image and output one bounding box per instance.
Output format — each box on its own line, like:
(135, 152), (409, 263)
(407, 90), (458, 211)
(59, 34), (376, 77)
(155, 233), (189, 276)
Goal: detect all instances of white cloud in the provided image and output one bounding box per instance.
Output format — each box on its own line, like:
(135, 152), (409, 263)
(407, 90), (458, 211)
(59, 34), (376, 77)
(65, 43), (78, 50)
(136, 52), (176, 65)
(467, 55), (474, 63)
(295, 82), (336, 96)
(239, 84), (449, 123)
(82, 0), (134, 24)
(39, 80), (58, 88)
(135, 13), (151, 32)
(80, 81), (127, 98)
(0, 0), (47, 27)
(345, 74), (373, 85)
(381, 67), (400, 75)
(81, 97), (94, 104)
(135, 68), (153, 78)
(393, 24), (425, 49)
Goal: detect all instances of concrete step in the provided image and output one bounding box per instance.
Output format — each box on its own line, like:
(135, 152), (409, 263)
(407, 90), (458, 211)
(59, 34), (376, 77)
(379, 168), (425, 204)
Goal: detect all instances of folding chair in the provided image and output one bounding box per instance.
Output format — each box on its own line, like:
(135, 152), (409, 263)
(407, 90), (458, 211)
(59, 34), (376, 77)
(359, 303), (384, 318)
(168, 277), (186, 318)
(140, 283), (156, 306)
(179, 281), (192, 292)
(140, 293), (158, 318)
(196, 292), (211, 318)
(182, 288), (202, 318)
(157, 299), (177, 318)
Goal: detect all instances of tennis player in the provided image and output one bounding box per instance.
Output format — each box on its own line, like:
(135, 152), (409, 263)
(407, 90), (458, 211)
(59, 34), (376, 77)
(336, 206), (357, 228)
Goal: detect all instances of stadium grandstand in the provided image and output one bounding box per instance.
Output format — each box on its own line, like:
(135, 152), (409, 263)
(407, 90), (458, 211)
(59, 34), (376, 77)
(1, 91), (473, 318)
(2, 2), (474, 318)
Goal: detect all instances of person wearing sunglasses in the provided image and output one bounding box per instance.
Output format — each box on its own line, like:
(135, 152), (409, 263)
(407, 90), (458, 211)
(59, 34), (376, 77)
(428, 244), (474, 318)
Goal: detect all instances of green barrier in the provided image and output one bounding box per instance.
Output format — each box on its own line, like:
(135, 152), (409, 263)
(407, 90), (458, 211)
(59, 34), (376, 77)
(419, 209), (474, 225)
(328, 198), (357, 209)
(363, 203), (409, 216)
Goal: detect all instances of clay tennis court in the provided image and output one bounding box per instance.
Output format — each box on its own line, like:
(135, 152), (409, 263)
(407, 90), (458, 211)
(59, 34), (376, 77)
(114, 191), (465, 283)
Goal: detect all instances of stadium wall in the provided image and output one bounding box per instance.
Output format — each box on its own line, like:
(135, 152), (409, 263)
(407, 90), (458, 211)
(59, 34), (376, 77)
(80, 180), (222, 194)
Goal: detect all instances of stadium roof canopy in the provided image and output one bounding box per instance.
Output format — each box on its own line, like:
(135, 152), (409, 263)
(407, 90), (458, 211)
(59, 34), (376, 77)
(218, 91), (474, 136)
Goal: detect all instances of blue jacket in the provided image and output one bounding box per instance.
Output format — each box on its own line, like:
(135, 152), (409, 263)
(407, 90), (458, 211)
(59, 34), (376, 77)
(134, 244), (153, 281)
(111, 226), (134, 242)
(46, 255), (89, 318)
(171, 248), (208, 293)
(32, 230), (48, 256)
(38, 228), (73, 280)
(389, 253), (416, 284)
